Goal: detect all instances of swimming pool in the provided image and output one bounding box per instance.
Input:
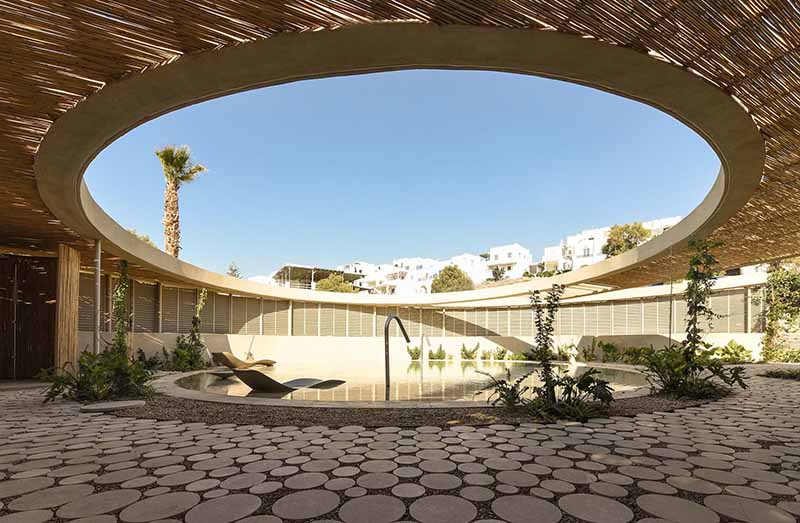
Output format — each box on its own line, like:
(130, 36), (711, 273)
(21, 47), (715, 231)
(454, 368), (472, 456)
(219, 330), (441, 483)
(176, 361), (648, 403)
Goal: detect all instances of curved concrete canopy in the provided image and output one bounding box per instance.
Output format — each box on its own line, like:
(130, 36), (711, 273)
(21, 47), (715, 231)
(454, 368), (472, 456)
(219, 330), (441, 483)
(35, 23), (764, 306)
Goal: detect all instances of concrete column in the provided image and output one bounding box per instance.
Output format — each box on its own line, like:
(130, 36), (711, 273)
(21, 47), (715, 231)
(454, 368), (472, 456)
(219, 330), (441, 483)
(745, 287), (752, 333)
(55, 244), (81, 368)
(93, 240), (102, 354)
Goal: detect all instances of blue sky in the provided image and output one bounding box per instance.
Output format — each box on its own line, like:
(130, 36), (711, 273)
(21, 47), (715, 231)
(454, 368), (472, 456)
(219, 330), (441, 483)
(85, 70), (718, 277)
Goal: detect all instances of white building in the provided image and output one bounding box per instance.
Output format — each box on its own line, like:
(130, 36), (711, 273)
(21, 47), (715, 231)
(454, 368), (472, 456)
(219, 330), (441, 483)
(482, 243), (533, 279)
(540, 216), (682, 272)
(338, 251), (496, 296)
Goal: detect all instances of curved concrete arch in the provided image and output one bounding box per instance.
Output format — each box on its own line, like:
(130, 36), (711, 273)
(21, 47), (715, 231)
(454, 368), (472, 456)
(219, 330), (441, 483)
(35, 23), (764, 306)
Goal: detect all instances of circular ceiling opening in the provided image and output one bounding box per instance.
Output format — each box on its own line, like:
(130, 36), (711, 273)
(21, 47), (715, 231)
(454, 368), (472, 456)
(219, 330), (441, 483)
(84, 69), (718, 276)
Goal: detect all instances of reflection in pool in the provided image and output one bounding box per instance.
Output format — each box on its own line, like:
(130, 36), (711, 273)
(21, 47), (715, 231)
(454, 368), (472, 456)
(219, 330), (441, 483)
(177, 361), (648, 402)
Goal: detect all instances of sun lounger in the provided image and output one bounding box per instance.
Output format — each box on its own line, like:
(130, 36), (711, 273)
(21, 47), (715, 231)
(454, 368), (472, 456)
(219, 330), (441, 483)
(212, 351), (275, 369)
(233, 368), (345, 393)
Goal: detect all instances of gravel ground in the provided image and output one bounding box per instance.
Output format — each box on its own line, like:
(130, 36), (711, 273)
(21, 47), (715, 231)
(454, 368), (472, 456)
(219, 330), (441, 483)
(118, 392), (712, 428)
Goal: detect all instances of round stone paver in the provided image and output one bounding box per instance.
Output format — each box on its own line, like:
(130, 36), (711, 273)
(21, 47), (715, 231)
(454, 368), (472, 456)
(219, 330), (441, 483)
(703, 494), (795, 523)
(496, 470), (538, 487)
(391, 483), (425, 498)
(219, 472), (266, 490)
(79, 400), (145, 412)
(420, 473), (461, 490)
(484, 458), (521, 471)
(184, 493), (261, 523)
(410, 495), (477, 523)
(460, 486), (494, 502)
(157, 470), (205, 487)
(589, 482), (628, 497)
(637, 494), (719, 523)
(667, 476), (723, 494)
(272, 489), (339, 520)
(339, 494), (405, 523)
(357, 472), (398, 489)
(0, 478), (55, 498)
(8, 484), (94, 511)
(491, 495), (561, 523)
(284, 472), (327, 490)
(552, 468), (596, 484)
(0, 510), (54, 523)
(725, 485), (772, 500)
(56, 489), (141, 519)
(119, 492), (201, 522)
(558, 493), (634, 523)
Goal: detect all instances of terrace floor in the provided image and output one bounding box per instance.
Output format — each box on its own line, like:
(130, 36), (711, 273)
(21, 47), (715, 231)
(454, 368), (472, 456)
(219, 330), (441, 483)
(1, 367), (800, 523)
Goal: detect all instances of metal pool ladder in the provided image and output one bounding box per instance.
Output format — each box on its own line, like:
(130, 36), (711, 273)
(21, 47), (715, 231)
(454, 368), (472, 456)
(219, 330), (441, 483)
(384, 314), (411, 401)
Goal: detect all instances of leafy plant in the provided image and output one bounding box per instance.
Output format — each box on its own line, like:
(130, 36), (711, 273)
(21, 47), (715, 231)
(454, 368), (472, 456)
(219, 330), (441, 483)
(42, 261), (153, 402)
(580, 341), (597, 362)
(527, 285), (563, 405)
(526, 285), (615, 420)
(529, 368), (614, 422)
(642, 240), (748, 398)
(763, 260), (800, 361)
(599, 341), (621, 363)
(709, 340), (751, 364)
(622, 346), (652, 365)
(760, 369), (800, 380)
(460, 343), (478, 360)
(432, 265), (474, 293)
(475, 368), (532, 409)
(555, 344), (574, 361)
(510, 351), (534, 361)
(491, 346), (508, 360)
(162, 289), (209, 371)
(406, 345), (422, 360)
(643, 345), (747, 398)
(480, 351), (492, 361)
(136, 349), (162, 371)
(428, 345), (446, 360)
(315, 274), (358, 293)
(156, 145), (207, 257)
(602, 222), (652, 257)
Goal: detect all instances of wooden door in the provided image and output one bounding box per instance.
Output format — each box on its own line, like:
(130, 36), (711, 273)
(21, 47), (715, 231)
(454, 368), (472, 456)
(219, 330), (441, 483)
(0, 255), (57, 379)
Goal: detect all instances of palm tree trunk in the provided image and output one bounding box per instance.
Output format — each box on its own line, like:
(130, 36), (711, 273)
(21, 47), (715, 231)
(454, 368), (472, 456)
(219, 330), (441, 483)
(163, 179), (180, 257)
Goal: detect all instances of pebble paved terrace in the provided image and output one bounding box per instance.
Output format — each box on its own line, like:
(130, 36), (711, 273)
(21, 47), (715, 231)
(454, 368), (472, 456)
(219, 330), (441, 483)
(2, 370), (800, 523)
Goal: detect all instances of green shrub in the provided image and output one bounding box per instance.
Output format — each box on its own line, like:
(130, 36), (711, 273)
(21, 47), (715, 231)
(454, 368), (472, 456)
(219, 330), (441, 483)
(709, 340), (752, 364)
(41, 347), (153, 403)
(428, 345), (446, 360)
(460, 343), (478, 360)
(136, 349), (161, 371)
(42, 261), (152, 402)
(598, 341), (621, 363)
(580, 342), (597, 362)
(406, 345), (422, 360)
(642, 344), (747, 399)
(161, 289), (209, 371)
(760, 368), (800, 380)
(476, 369), (532, 409)
(510, 351), (533, 361)
(528, 368), (614, 422)
(555, 344), (573, 361)
(480, 351), (492, 361)
(491, 346), (508, 360)
(622, 346), (652, 365)
(762, 346), (800, 363)
(643, 240), (748, 399)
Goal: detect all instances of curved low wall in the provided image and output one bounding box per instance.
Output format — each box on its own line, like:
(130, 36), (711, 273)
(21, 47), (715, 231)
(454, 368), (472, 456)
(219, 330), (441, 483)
(78, 272), (767, 362)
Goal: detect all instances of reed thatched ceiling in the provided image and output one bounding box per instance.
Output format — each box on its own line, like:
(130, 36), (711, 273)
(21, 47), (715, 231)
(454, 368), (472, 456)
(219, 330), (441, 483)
(2, 1), (799, 289)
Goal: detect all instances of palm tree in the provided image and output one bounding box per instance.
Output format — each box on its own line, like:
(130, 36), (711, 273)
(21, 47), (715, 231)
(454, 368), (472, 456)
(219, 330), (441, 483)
(155, 145), (207, 257)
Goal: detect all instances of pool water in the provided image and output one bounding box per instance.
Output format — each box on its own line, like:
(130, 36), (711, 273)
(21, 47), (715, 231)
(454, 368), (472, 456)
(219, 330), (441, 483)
(178, 361), (648, 402)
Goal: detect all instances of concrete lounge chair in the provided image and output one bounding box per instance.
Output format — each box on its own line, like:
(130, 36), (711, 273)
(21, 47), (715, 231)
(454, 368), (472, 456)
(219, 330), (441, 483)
(233, 368), (345, 393)
(212, 351), (276, 369)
